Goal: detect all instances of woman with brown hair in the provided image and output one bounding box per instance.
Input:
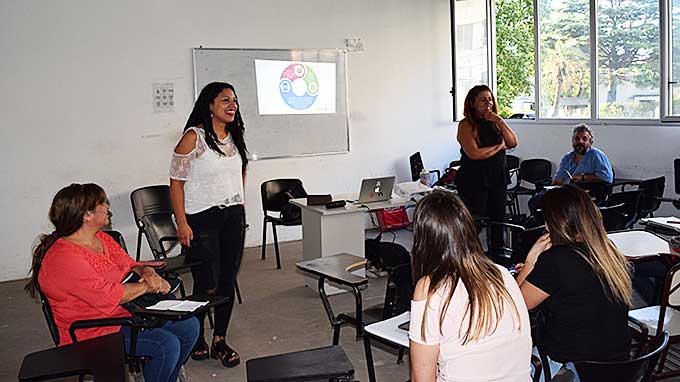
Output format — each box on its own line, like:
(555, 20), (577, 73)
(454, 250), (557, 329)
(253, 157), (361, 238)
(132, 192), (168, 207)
(517, 184), (632, 377)
(26, 183), (199, 382)
(409, 191), (532, 382)
(455, 85), (518, 243)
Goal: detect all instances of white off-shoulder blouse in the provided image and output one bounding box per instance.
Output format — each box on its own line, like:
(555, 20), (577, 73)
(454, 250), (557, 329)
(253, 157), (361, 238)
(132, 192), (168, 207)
(169, 126), (243, 214)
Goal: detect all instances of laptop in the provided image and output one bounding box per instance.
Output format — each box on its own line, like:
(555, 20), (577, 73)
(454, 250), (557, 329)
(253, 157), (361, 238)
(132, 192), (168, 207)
(356, 176), (396, 204)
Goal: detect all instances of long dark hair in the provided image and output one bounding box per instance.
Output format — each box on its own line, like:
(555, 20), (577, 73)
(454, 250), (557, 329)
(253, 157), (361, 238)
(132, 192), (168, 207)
(541, 184), (632, 304)
(411, 190), (520, 344)
(25, 183), (107, 298)
(185, 82), (248, 173)
(462, 84), (501, 144)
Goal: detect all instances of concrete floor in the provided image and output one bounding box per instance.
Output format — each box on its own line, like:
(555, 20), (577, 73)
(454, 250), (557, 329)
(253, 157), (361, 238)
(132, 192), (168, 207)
(1, 235), (412, 382)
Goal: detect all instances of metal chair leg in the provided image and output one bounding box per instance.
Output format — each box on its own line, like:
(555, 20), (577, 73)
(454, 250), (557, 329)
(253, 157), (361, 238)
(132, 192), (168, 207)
(207, 308), (214, 329)
(397, 346), (405, 364)
(235, 279), (243, 304)
(272, 223), (281, 269)
(261, 217), (267, 260)
(363, 334), (377, 382)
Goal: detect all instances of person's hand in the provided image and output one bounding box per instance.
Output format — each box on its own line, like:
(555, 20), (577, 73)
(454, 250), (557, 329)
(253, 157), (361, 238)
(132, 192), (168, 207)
(525, 233), (552, 268)
(483, 111), (503, 123)
(177, 221), (193, 247)
(157, 279), (171, 294)
(141, 269), (165, 293)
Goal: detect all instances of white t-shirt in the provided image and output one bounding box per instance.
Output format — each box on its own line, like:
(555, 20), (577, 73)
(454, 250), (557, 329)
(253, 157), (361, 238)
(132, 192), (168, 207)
(409, 265), (532, 382)
(169, 126), (243, 214)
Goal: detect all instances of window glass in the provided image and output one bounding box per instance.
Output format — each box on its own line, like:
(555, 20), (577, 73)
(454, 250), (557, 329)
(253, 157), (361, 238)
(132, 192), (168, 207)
(671, 0), (680, 116)
(455, 0), (489, 120)
(496, 0), (535, 119)
(538, 0), (590, 118)
(597, 0), (659, 119)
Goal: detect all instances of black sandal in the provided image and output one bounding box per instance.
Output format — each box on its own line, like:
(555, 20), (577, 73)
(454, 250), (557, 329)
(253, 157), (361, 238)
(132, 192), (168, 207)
(190, 338), (209, 361)
(211, 339), (240, 367)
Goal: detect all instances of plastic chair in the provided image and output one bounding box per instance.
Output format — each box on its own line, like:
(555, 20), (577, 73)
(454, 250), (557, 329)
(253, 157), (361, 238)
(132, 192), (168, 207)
(507, 158), (553, 214)
(246, 345), (354, 382)
(260, 179), (306, 269)
(130, 185), (196, 296)
(599, 202), (627, 232)
(573, 331), (669, 382)
(296, 253), (412, 364)
(638, 176), (666, 218)
(35, 279), (148, 375)
(409, 152), (440, 184)
(605, 190), (644, 229)
(629, 262), (680, 379)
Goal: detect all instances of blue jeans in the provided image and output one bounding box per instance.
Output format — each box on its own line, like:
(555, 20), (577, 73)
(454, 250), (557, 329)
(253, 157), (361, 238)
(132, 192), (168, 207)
(120, 317), (200, 382)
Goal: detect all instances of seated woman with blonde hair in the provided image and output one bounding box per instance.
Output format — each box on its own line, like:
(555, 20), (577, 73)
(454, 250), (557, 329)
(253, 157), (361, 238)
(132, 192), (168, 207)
(409, 191), (532, 382)
(517, 184), (632, 378)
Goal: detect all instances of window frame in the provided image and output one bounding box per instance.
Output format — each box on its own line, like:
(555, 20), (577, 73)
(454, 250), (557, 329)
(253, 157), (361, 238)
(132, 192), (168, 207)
(451, 0), (678, 124)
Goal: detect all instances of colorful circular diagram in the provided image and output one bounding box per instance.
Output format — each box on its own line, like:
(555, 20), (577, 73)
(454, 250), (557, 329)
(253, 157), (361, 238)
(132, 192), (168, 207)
(279, 63), (319, 110)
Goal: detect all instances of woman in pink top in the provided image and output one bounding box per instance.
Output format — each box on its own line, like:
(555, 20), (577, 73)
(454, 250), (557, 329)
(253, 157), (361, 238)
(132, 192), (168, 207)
(409, 191), (532, 382)
(25, 183), (199, 382)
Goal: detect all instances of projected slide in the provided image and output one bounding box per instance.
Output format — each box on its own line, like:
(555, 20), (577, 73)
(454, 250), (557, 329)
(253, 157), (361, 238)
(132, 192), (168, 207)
(255, 59), (336, 115)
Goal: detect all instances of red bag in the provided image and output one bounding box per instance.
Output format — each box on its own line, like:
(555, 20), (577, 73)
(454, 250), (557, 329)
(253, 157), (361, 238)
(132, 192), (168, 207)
(375, 206), (410, 231)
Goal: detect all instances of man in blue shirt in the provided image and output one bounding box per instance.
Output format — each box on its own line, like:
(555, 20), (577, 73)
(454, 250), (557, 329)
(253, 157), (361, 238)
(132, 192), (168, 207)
(552, 124), (613, 185)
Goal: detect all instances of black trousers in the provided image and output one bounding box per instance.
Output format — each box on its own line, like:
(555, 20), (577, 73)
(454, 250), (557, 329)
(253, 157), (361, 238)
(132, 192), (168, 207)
(458, 184), (507, 222)
(186, 205), (245, 338)
(458, 184), (507, 247)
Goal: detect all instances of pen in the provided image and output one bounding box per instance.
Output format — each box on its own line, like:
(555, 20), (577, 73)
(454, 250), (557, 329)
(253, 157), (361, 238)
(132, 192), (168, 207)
(667, 220), (680, 224)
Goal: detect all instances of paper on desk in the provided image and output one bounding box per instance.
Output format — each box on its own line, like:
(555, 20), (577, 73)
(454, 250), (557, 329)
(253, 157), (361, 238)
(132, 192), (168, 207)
(145, 300), (208, 312)
(641, 216), (680, 233)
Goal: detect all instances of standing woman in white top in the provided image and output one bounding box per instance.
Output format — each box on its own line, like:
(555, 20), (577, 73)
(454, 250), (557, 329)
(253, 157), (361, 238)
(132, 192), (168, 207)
(409, 191), (532, 382)
(169, 82), (248, 368)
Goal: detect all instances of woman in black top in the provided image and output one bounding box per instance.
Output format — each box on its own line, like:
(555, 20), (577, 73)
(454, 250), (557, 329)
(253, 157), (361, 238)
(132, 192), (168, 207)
(516, 185), (632, 377)
(455, 85), (518, 241)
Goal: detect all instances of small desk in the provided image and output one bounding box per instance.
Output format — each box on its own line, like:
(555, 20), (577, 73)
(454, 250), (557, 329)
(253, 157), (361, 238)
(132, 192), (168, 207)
(296, 253), (369, 339)
(290, 194), (411, 261)
(607, 229), (672, 260)
(18, 333), (127, 382)
(362, 312), (410, 382)
(134, 295), (230, 320)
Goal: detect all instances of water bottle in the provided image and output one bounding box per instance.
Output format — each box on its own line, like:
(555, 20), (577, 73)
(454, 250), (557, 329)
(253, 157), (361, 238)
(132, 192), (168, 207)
(419, 168), (430, 186)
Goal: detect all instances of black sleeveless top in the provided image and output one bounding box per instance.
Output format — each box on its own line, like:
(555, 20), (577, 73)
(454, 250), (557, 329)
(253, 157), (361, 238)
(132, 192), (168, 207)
(455, 119), (509, 190)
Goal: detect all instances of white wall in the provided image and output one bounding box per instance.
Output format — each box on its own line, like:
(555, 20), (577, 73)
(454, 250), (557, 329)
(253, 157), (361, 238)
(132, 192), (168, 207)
(0, 0), (455, 281)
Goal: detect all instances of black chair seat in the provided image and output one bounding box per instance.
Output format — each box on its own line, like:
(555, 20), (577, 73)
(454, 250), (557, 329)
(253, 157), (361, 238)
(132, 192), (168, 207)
(266, 215), (302, 227)
(509, 184), (537, 195)
(246, 345), (354, 382)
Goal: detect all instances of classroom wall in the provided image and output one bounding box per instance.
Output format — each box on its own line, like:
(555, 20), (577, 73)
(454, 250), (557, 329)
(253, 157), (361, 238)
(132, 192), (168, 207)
(0, 0), (454, 281)
(3, 2), (678, 283)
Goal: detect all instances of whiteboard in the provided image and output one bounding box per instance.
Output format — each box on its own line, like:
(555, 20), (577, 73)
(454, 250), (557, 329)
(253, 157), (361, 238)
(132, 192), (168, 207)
(193, 48), (350, 160)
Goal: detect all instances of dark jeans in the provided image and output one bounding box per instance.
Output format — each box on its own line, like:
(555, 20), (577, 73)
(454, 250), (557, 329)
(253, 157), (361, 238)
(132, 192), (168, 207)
(120, 317), (199, 382)
(186, 205), (245, 339)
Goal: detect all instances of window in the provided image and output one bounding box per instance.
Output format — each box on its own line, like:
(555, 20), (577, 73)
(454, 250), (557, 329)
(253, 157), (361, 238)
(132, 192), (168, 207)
(538, 0), (590, 119)
(452, 0), (669, 122)
(454, 0), (490, 120)
(496, 0), (535, 118)
(669, 0), (680, 116)
(597, 0), (659, 119)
